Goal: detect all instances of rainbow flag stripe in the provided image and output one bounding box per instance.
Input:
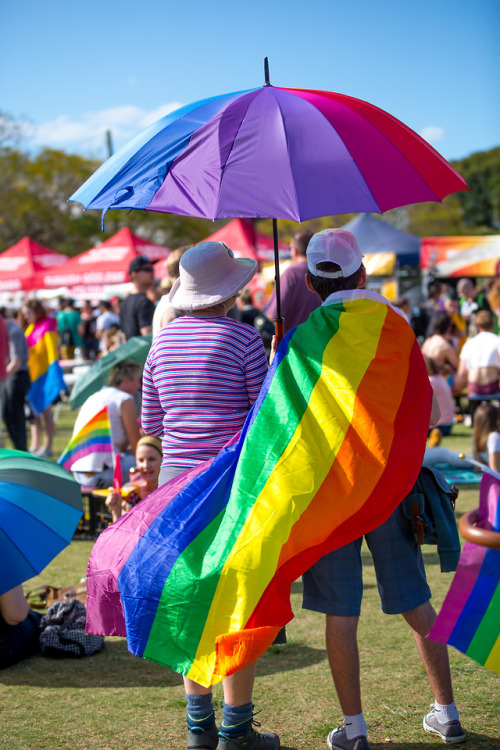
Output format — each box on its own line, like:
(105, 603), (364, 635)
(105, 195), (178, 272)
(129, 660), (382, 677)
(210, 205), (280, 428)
(86, 291), (431, 686)
(58, 406), (112, 471)
(26, 317), (67, 414)
(429, 474), (500, 673)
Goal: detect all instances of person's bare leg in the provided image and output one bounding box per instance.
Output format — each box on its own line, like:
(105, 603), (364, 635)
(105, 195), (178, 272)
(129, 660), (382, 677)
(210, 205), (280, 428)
(184, 676), (212, 696)
(326, 615), (362, 715)
(42, 406), (55, 452)
(183, 661), (256, 703)
(30, 415), (41, 452)
(221, 661), (257, 705)
(402, 601), (453, 705)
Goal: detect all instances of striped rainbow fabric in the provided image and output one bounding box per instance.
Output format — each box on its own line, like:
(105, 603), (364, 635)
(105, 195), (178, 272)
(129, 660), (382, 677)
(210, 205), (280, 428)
(58, 406), (112, 471)
(86, 290), (432, 687)
(429, 474), (500, 673)
(26, 317), (67, 414)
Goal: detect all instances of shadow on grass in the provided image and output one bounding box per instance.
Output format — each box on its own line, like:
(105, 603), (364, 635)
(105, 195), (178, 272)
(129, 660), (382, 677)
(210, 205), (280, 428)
(0, 640), (326, 688)
(366, 736), (498, 749)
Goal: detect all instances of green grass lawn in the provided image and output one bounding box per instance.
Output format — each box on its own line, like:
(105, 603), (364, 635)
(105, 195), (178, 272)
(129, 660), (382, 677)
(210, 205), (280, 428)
(1, 410), (499, 749)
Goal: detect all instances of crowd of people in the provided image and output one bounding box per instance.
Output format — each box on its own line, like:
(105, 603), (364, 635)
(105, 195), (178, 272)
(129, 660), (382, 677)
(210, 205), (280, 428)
(5, 228), (500, 750)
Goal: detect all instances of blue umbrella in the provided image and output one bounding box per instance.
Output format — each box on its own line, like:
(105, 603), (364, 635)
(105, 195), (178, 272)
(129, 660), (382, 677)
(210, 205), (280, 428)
(0, 450), (83, 596)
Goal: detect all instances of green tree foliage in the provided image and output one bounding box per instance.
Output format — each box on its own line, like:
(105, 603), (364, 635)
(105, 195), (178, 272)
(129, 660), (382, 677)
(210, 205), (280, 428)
(0, 143), (103, 254)
(451, 147), (500, 231)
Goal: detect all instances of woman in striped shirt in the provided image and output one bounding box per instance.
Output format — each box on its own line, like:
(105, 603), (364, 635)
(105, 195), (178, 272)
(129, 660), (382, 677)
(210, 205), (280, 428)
(141, 241), (279, 750)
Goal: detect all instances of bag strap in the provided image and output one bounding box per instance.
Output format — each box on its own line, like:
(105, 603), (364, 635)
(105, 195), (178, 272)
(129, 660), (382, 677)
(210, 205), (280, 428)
(407, 502), (428, 546)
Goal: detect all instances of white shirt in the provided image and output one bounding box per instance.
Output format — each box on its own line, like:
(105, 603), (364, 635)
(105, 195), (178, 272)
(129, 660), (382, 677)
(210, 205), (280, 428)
(152, 295), (177, 338)
(71, 386), (134, 472)
(460, 331), (500, 369)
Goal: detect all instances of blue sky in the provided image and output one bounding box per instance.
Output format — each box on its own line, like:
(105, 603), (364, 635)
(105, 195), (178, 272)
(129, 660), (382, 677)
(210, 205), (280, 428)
(1, 0), (498, 163)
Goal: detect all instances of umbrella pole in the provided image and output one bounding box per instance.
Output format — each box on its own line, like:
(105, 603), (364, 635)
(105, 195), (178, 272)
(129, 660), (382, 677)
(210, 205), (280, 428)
(272, 218), (285, 342)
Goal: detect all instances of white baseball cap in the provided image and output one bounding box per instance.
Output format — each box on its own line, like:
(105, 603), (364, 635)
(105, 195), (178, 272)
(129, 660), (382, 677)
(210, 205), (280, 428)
(307, 228), (363, 278)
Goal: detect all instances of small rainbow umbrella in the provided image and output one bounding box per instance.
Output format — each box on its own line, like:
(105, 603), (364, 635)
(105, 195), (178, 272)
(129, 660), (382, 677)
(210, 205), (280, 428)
(0, 450), (83, 596)
(70, 60), (467, 329)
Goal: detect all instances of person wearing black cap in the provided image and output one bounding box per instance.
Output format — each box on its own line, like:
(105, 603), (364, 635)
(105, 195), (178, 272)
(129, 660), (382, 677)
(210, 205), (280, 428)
(120, 256), (157, 340)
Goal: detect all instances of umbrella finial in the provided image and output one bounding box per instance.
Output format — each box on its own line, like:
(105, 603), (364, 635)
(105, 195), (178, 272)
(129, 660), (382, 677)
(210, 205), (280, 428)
(264, 57), (271, 87)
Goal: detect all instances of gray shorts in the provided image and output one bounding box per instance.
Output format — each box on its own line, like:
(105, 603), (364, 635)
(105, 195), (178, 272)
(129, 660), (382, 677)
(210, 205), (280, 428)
(302, 505), (431, 616)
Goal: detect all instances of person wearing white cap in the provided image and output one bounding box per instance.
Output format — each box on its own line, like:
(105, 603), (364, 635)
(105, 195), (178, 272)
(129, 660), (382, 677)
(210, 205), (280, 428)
(300, 229), (464, 750)
(141, 241), (279, 750)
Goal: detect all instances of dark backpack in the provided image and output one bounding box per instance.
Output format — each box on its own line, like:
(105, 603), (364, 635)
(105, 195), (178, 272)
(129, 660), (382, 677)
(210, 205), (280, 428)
(39, 599), (104, 658)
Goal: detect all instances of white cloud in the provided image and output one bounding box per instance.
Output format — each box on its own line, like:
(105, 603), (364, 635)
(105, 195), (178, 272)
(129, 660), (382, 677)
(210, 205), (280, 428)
(22, 102), (184, 155)
(419, 125), (445, 145)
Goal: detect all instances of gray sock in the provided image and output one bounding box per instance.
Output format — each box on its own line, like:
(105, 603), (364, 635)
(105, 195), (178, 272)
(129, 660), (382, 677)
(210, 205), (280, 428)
(220, 701), (254, 737)
(185, 692), (215, 730)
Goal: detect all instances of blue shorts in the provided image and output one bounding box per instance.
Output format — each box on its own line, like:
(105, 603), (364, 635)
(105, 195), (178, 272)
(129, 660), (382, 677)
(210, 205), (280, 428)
(302, 505), (431, 616)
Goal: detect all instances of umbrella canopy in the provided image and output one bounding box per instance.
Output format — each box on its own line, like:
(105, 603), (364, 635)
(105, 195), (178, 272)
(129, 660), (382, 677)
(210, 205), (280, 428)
(0, 449), (83, 596)
(70, 66), (467, 330)
(0, 237), (68, 292)
(70, 85), (467, 223)
(341, 213), (421, 266)
(41, 227), (170, 289)
(69, 334), (152, 410)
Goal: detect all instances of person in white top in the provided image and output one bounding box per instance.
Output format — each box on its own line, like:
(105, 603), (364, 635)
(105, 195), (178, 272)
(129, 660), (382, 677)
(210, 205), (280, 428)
(455, 310), (500, 399)
(472, 402), (500, 470)
(71, 360), (142, 487)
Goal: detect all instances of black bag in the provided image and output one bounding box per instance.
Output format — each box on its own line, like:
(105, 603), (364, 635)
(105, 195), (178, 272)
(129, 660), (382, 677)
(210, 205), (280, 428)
(39, 599), (104, 658)
(253, 312), (275, 351)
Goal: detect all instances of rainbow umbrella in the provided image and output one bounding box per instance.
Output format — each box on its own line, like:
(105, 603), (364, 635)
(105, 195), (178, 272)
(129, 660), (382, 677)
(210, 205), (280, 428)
(0, 450), (83, 596)
(70, 60), (467, 325)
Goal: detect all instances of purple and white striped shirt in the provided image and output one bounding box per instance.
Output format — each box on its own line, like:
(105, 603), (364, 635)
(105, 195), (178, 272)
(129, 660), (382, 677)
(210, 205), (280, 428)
(141, 316), (268, 467)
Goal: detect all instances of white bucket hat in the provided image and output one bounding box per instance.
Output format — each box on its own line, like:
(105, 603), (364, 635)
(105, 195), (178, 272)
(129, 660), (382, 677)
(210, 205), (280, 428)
(168, 241), (257, 310)
(307, 228), (363, 278)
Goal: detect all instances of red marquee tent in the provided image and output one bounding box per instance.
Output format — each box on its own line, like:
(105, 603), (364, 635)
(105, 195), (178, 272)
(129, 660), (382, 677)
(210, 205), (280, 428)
(0, 237), (68, 292)
(41, 227), (171, 289)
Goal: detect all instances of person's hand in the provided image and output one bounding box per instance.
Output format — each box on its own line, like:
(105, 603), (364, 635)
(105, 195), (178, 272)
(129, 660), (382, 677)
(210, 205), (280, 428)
(105, 488), (123, 522)
(105, 489), (122, 511)
(269, 335), (278, 365)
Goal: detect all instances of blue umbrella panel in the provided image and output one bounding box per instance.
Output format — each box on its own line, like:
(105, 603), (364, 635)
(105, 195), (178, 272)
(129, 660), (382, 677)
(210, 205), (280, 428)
(0, 450), (83, 596)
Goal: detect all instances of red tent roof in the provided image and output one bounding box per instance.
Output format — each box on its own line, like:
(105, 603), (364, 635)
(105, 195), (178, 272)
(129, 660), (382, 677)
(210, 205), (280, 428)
(41, 227), (171, 289)
(0, 237), (68, 292)
(155, 219), (289, 279)
(203, 219), (260, 261)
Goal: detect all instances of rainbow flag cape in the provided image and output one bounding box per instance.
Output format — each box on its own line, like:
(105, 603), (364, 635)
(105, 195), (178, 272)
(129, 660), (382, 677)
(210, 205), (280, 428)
(26, 317), (67, 414)
(429, 474), (500, 673)
(58, 406), (113, 471)
(86, 290), (431, 687)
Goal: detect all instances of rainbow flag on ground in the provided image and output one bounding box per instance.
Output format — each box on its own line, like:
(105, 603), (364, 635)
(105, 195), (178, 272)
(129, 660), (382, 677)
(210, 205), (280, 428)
(26, 317), (67, 414)
(58, 407), (113, 472)
(86, 290), (431, 687)
(429, 474), (500, 673)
